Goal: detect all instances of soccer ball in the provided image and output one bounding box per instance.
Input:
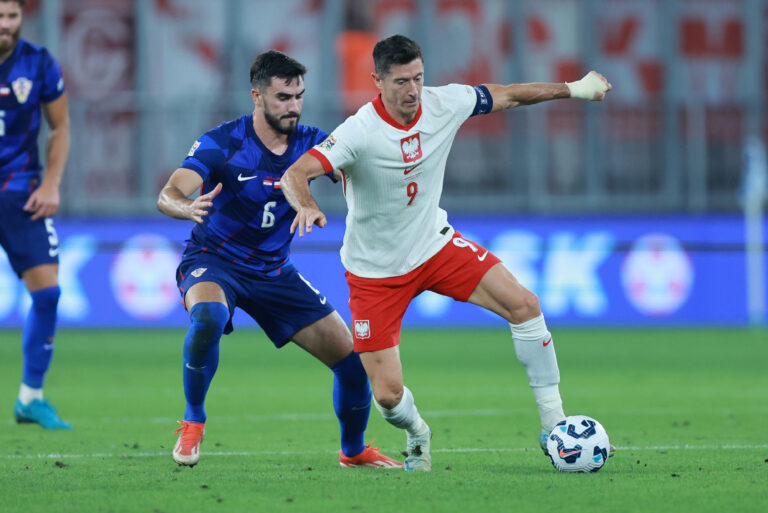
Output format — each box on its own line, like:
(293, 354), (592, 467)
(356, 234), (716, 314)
(546, 415), (610, 473)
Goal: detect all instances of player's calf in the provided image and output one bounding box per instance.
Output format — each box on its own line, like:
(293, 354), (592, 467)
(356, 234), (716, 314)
(329, 351), (373, 459)
(21, 286), (61, 388)
(510, 314), (566, 431)
(182, 302), (227, 423)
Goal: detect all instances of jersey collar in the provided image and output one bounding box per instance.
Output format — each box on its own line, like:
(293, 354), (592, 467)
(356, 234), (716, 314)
(372, 94), (422, 131)
(246, 114), (297, 160)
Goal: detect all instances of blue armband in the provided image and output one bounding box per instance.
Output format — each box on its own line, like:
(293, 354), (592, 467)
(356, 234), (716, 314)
(471, 85), (493, 116)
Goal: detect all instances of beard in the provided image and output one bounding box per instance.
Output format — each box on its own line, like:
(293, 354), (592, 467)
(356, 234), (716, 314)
(263, 106), (300, 135)
(0, 26), (20, 55)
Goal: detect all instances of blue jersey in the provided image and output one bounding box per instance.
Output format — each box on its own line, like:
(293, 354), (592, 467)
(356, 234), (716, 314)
(180, 115), (333, 273)
(0, 39), (65, 193)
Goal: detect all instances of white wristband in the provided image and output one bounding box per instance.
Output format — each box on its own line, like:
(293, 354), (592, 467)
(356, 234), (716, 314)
(566, 71), (608, 100)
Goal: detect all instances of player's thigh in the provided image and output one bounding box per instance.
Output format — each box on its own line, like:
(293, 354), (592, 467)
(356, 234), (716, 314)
(291, 310), (353, 367)
(467, 262), (541, 323)
(184, 281), (228, 311)
(21, 263), (59, 292)
(346, 271), (417, 353)
(359, 346), (404, 407)
(238, 267), (335, 348)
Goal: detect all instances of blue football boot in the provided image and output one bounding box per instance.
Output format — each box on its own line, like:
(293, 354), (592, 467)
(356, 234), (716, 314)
(14, 398), (73, 430)
(539, 429), (550, 455)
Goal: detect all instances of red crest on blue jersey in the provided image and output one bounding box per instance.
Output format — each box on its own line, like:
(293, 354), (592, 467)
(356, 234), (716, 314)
(400, 133), (422, 163)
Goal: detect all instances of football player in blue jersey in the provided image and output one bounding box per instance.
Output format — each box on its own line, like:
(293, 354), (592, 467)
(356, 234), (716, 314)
(157, 50), (402, 468)
(0, 0), (71, 430)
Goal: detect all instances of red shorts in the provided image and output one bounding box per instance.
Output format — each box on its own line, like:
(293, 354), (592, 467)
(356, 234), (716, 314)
(346, 231), (501, 352)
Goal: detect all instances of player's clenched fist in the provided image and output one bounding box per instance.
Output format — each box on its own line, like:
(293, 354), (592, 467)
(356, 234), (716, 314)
(187, 182), (222, 223)
(291, 207), (326, 237)
(566, 71), (612, 101)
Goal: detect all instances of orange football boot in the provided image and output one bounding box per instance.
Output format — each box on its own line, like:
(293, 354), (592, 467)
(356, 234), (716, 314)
(339, 441), (404, 468)
(173, 420), (205, 466)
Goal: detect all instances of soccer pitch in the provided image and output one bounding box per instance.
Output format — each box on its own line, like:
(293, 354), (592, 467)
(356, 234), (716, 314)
(0, 327), (765, 513)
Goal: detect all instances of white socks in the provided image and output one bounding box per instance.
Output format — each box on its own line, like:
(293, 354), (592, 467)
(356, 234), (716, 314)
(374, 386), (429, 437)
(18, 383), (43, 405)
(510, 314), (565, 432)
(534, 393), (565, 434)
(374, 315), (565, 436)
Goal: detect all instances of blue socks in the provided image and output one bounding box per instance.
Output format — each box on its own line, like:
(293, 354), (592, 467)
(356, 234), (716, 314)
(182, 302), (370, 457)
(183, 302), (229, 423)
(22, 286), (60, 389)
(330, 351), (371, 457)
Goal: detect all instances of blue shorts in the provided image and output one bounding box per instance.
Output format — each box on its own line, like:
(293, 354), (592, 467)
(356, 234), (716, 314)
(176, 249), (335, 347)
(0, 191), (59, 277)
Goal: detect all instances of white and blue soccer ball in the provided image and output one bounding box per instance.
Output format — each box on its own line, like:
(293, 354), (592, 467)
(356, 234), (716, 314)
(546, 415), (610, 473)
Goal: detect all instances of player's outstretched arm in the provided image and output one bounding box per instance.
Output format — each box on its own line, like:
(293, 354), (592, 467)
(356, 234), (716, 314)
(157, 168), (222, 223)
(485, 71), (612, 112)
(282, 152), (328, 237)
(24, 93), (71, 220)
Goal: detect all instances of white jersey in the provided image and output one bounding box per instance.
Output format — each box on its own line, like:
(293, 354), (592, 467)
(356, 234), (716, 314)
(309, 84), (490, 278)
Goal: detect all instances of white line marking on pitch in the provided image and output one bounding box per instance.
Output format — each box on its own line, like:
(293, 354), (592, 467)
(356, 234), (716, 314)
(1, 444), (766, 461)
(7, 406), (763, 426)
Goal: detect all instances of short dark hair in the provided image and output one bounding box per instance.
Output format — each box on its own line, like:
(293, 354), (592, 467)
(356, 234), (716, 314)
(373, 35), (423, 77)
(249, 50), (306, 90)
(0, 0), (26, 7)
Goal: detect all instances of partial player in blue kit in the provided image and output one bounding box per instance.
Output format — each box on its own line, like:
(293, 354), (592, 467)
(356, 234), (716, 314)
(157, 50), (402, 468)
(0, 0), (71, 430)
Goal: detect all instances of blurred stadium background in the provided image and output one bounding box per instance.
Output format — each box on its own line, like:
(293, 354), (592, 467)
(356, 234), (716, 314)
(1, 0), (766, 330)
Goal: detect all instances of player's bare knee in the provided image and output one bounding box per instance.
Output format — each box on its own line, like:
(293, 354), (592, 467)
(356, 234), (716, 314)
(373, 386), (403, 410)
(508, 290), (541, 324)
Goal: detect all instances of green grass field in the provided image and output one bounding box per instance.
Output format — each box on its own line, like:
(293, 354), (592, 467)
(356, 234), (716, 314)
(0, 327), (766, 513)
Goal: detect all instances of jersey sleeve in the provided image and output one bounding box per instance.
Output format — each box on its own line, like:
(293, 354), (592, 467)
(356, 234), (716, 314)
(180, 133), (227, 182)
(309, 128), (338, 183)
(307, 116), (366, 176)
(40, 49), (65, 103)
(432, 83), (490, 125)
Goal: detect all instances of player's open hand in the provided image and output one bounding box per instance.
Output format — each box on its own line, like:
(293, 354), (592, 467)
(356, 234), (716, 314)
(290, 207), (326, 237)
(567, 71), (612, 101)
(188, 182), (222, 223)
(23, 181), (60, 221)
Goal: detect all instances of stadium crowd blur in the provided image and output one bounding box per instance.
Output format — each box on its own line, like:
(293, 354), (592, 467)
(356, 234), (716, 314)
(20, 0), (767, 216)
(2, 0), (765, 330)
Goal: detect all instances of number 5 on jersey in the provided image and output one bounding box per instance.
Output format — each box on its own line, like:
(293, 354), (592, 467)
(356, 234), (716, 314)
(406, 181), (418, 206)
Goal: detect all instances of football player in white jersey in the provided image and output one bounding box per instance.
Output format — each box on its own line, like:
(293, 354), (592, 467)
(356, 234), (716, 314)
(282, 34), (612, 471)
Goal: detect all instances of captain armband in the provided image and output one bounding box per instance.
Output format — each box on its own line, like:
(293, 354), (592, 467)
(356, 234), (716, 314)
(470, 85), (493, 116)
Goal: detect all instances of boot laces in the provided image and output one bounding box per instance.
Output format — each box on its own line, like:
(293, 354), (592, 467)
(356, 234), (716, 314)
(174, 421), (203, 448)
